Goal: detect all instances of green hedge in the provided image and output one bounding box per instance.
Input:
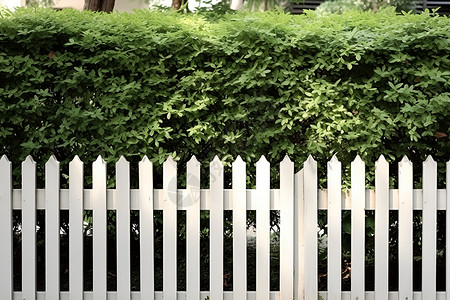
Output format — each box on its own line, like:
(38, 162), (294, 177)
(0, 7), (449, 187)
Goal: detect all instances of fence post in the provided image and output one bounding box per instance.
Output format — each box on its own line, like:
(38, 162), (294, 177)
(422, 156), (437, 300)
(69, 156), (84, 300)
(0, 156), (12, 300)
(327, 155), (341, 300)
(139, 156), (154, 300)
(399, 156), (413, 300)
(45, 156), (60, 300)
(187, 156), (201, 300)
(351, 155), (365, 300)
(22, 156), (36, 300)
(294, 169), (305, 300)
(374, 155), (389, 300)
(232, 156), (247, 300)
(280, 155), (294, 300)
(256, 156), (270, 300)
(163, 156), (177, 300)
(93, 156), (107, 300)
(303, 155), (318, 300)
(210, 156), (224, 300)
(117, 156), (131, 300)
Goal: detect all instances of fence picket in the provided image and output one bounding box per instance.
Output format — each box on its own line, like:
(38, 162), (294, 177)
(327, 155), (341, 300)
(0, 156), (12, 300)
(210, 156), (224, 300)
(304, 155), (318, 300)
(45, 156), (60, 300)
(187, 156), (201, 300)
(280, 155), (294, 300)
(117, 156), (131, 300)
(139, 156), (154, 300)
(163, 156), (177, 300)
(69, 156), (84, 300)
(93, 156), (107, 300)
(256, 156), (270, 300)
(422, 156), (437, 300)
(294, 169), (305, 300)
(232, 156), (247, 300)
(22, 156), (36, 300)
(374, 155), (389, 300)
(399, 156), (413, 300)
(351, 155), (365, 300)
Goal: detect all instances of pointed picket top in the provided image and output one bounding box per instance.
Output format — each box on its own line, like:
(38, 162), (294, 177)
(376, 154), (388, 166)
(400, 155), (412, 164)
(328, 154), (341, 170)
(117, 155), (129, 166)
(46, 155), (60, 166)
(305, 154), (317, 167)
(424, 155), (436, 165)
(94, 155), (106, 165)
(281, 154), (292, 164)
(233, 155), (245, 166)
(187, 155), (201, 168)
(139, 155), (152, 167)
(164, 156), (177, 168)
(256, 155), (269, 166)
(24, 155), (35, 164)
(71, 155), (83, 165)
(330, 154), (339, 163)
(0, 155), (10, 165)
(352, 154), (364, 165)
(210, 155), (223, 170)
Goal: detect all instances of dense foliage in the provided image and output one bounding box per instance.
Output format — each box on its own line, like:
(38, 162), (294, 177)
(0, 8), (449, 188)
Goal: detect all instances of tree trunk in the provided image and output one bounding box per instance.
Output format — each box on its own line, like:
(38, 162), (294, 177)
(84, 0), (115, 12)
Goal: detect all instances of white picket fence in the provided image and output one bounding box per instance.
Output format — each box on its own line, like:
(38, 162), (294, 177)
(0, 154), (449, 300)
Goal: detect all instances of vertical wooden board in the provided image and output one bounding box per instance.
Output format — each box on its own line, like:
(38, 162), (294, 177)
(22, 156), (36, 300)
(447, 160), (450, 300)
(294, 170), (305, 300)
(45, 156), (60, 300)
(139, 156), (154, 300)
(0, 156), (13, 300)
(304, 156), (318, 300)
(398, 156), (413, 300)
(210, 156), (224, 300)
(117, 156), (131, 300)
(327, 155), (341, 300)
(187, 156), (201, 300)
(256, 156), (270, 300)
(93, 156), (107, 300)
(163, 156), (177, 300)
(351, 156), (365, 300)
(280, 156), (294, 300)
(69, 156), (84, 300)
(232, 156), (247, 300)
(374, 156), (389, 300)
(422, 156), (437, 300)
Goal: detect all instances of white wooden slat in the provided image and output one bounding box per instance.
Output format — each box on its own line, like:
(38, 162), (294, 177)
(187, 156), (201, 300)
(256, 156), (270, 300)
(304, 155), (318, 300)
(93, 156), (107, 300)
(139, 156), (154, 300)
(327, 155), (341, 300)
(163, 156), (177, 300)
(45, 156), (60, 300)
(69, 156), (84, 300)
(117, 156), (131, 300)
(232, 156), (247, 300)
(22, 156), (36, 300)
(422, 156), (437, 300)
(398, 156), (413, 300)
(447, 160), (450, 300)
(280, 156), (294, 300)
(351, 155), (365, 300)
(210, 156), (224, 300)
(294, 169), (305, 300)
(374, 155), (389, 300)
(0, 155), (13, 300)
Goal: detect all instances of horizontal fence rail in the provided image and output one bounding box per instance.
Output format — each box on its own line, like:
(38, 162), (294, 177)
(0, 154), (449, 300)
